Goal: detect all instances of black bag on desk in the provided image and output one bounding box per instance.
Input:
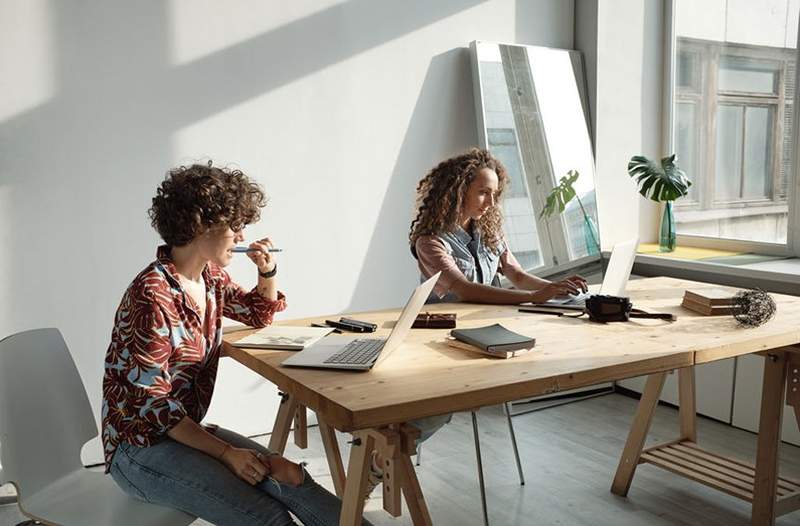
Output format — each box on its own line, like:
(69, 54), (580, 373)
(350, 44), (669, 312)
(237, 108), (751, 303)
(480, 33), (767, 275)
(585, 295), (676, 323)
(585, 295), (632, 322)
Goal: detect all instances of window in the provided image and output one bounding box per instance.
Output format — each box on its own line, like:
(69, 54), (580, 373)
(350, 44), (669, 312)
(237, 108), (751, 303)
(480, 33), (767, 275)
(486, 127), (543, 270)
(671, 2), (798, 246)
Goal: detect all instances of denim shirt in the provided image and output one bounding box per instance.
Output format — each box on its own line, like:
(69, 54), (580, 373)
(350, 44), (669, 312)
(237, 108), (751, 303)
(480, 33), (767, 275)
(424, 226), (503, 303)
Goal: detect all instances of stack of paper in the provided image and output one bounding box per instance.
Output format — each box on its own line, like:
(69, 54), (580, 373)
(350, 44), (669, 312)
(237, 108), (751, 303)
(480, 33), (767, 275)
(231, 326), (333, 350)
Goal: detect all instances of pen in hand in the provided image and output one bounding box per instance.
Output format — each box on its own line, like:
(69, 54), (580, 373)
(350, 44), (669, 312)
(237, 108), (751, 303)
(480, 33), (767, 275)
(231, 246), (283, 253)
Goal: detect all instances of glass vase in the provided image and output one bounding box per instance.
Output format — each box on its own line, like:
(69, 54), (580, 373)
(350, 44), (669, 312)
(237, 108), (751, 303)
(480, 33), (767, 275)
(659, 201), (676, 252)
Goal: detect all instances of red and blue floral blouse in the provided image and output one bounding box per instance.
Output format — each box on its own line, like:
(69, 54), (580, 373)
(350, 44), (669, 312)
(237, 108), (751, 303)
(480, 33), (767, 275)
(101, 246), (285, 471)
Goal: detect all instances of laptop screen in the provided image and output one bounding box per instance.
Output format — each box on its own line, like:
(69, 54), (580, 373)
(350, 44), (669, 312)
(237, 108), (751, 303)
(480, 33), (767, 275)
(373, 272), (441, 368)
(600, 238), (638, 297)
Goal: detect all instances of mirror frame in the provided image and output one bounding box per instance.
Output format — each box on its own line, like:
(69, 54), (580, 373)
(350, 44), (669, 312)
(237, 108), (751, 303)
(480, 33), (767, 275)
(470, 40), (601, 279)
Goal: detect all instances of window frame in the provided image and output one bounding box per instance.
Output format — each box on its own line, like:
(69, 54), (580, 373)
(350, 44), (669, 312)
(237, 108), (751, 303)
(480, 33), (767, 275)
(663, 0), (798, 257)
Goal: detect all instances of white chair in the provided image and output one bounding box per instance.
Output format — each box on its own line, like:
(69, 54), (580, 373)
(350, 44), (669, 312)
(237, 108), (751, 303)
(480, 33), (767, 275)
(0, 328), (195, 526)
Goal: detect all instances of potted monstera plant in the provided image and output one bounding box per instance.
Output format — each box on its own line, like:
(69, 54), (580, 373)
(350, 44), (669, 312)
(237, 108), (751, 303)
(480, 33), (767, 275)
(540, 170), (600, 256)
(627, 154), (691, 252)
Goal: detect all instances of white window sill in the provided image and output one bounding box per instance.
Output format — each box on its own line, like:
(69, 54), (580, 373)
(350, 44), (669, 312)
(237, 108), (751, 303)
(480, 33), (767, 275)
(633, 253), (800, 295)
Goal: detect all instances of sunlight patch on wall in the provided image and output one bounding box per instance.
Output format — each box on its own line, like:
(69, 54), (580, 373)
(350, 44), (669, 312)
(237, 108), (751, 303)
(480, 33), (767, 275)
(0, 0), (55, 122)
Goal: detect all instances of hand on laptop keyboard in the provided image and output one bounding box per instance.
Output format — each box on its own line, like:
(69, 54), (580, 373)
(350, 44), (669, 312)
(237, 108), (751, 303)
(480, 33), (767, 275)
(546, 291), (591, 305)
(529, 275), (588, 303)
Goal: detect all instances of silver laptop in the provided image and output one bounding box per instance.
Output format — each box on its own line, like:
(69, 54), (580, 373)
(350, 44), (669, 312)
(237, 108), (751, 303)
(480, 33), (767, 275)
(545, 237), (639, 305)
(281, 272), (441, 371)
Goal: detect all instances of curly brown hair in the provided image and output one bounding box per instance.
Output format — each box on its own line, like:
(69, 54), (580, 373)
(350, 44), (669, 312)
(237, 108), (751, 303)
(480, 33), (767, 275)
(409, 148), (508, 256)
(149, 162), (267, 247)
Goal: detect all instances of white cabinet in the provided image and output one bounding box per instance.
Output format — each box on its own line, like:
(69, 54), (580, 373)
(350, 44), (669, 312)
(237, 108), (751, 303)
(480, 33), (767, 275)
(731, 354), (800, 447)
(616, 358), (736, 423)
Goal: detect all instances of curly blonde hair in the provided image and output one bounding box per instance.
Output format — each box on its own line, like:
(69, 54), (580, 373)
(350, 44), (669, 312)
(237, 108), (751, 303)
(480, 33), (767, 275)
(409, 148), (508, 257)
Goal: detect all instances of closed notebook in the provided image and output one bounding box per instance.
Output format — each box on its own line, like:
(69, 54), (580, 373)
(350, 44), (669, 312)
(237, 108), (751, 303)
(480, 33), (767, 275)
(683, 288), (736, 306)
(681, 298), (735, 316)
(445, 338), (533, 359)
(450, 323), (535, 353)
(231, 326), (333, 350)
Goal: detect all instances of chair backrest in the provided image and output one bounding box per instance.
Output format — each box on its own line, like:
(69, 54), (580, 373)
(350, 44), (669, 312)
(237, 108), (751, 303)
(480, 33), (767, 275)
(0, 328), (97, 497)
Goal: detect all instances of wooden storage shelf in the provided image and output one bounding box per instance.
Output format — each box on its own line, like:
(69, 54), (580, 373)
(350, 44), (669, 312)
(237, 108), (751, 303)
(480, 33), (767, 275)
(640, 440), (800, 515)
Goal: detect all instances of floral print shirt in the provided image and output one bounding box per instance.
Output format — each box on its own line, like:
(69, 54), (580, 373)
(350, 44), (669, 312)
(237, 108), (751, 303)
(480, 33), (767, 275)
(101, 246), (286, 470)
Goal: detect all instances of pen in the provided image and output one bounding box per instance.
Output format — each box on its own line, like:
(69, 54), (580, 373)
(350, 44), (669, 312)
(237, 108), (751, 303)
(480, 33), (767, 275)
(518, 307), (565, 316)
(231, 246), (283, 253)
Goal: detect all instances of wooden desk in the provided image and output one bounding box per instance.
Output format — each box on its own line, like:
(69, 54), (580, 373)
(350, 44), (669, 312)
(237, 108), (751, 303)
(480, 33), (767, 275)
(224, 277), (800, 525)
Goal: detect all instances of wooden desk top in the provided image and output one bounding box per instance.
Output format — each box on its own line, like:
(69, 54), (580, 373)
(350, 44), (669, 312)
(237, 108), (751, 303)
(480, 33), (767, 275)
(224, 277), (800, 431)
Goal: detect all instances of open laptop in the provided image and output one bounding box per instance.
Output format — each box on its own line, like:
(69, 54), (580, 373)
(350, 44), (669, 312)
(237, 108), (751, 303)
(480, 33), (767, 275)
(282, 272), (440, 371)
(544, 237), (639, 305)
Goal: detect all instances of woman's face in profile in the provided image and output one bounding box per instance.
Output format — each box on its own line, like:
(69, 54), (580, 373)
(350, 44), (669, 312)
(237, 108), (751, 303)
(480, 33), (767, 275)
(461, 168), (499, 222)
(201, 225), (244, 267)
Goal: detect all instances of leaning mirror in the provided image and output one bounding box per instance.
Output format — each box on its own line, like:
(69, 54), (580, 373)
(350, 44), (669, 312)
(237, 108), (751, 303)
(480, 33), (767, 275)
(470, 41), (600, 278)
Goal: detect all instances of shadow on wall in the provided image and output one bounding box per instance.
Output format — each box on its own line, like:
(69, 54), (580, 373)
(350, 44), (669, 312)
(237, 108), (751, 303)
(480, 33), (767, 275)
(0, 0), (485, 415)
(347, 48), (479, 312)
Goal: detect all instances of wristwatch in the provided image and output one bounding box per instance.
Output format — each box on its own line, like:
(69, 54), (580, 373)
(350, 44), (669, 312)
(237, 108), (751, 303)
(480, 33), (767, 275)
(258, 264), (277, 279)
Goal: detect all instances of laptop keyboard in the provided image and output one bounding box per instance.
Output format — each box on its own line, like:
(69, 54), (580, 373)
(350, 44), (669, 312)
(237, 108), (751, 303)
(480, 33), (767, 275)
(324, 338), (385, 365)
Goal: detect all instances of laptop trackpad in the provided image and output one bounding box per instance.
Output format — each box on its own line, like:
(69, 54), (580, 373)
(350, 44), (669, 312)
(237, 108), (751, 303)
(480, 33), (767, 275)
(282, 335), (357, 366)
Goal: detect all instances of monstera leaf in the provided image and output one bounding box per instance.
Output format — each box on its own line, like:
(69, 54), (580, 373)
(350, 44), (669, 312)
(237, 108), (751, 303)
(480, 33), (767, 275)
(540, 170), (580, 220)
(627, 154), (691, 202)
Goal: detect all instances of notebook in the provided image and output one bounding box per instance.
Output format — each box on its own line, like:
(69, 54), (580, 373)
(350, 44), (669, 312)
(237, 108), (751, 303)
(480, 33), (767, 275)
(445, 338), (533, 359)
(683, 288), (736, 306)
(231, 326), (334, 351)
(450, 324), (535, 353)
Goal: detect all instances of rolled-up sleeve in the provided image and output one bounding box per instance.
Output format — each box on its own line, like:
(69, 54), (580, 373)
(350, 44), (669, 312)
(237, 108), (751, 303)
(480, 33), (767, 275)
(219, 269), (287, 327)
(415, 236), (470, 299)
(497, 243), (527, 282)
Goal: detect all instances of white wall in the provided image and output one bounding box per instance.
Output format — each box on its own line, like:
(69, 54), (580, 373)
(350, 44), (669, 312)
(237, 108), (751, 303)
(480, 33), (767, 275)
(676, 0), (799, 48)
(0, 0), (574, 464)
(576, 0), (663, 248)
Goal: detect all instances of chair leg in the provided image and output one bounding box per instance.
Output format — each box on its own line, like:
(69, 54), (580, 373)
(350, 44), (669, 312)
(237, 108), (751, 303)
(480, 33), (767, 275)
(416, 442), (422, 466)
(471, 411), (490, 526)
(504, 402), (525, 485)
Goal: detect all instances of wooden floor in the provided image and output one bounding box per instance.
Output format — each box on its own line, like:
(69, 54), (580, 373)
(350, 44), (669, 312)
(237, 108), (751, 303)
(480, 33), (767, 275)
(3, 393), (800, 525)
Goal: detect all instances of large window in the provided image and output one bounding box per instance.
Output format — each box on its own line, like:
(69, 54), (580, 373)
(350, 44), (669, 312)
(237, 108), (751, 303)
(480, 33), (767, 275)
(671, 2), (798, 246)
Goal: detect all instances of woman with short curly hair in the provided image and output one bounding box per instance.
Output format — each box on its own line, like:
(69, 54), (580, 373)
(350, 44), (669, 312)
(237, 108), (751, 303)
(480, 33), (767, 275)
(409, 148), (587, 303)
(102, 162), (372, 525)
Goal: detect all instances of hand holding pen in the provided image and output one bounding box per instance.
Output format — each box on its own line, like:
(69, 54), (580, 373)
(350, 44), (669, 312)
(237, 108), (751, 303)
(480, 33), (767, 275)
(237, 238), (279, 275)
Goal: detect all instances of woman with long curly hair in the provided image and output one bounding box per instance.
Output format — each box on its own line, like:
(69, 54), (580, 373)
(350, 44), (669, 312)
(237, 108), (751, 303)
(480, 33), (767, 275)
(364, 149), (590, 499)
(409, 148), (587, 303)
(102, 162), (373, 526)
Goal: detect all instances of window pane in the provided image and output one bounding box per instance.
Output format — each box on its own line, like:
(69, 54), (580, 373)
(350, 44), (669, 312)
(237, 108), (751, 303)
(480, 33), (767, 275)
(672, 0), (795, 246)
(714, 105), (743, 200)
(719, 57), (777, 94)
(743, 106), (772, 198)
(480, 54), (544, 268)
(676, 102), (697, 200)
(487, 129), (527, 198)
(677, 51), (697, 90)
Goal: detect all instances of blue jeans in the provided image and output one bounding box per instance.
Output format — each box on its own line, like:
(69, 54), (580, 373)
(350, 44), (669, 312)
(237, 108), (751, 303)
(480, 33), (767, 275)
(109, 427), (374, 526)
